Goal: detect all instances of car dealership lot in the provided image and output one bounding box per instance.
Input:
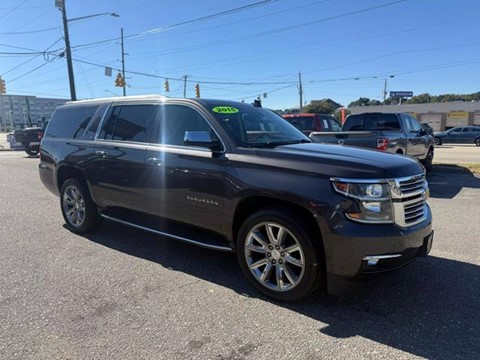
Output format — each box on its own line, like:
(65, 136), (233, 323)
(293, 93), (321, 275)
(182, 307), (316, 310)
(1, 151), (479, 359)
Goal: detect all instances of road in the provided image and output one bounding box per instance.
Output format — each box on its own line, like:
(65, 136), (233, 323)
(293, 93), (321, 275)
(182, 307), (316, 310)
(0, 151), (479, 359)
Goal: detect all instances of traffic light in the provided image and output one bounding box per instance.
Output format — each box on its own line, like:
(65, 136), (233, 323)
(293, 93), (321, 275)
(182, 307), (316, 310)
(0, 77), (6, 94)
(115, 73), (125, 87)
(195, 83), (200, 98)
(164, 79), (169, 92)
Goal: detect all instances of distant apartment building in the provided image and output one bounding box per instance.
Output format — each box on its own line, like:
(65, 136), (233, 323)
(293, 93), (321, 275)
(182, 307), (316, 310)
(349, 101), (480, 131)
(0, 94), (68, 131)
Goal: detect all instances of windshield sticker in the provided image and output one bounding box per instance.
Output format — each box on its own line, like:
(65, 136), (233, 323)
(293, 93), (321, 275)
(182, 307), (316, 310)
(212, 106), (239, 114)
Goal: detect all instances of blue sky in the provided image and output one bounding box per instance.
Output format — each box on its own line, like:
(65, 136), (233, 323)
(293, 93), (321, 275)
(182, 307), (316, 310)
(1, 0), (479, 109)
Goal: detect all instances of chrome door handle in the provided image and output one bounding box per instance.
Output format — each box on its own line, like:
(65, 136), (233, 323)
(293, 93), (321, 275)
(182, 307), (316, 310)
(95, 150), (108, 158)
(148, 157), (162, 166)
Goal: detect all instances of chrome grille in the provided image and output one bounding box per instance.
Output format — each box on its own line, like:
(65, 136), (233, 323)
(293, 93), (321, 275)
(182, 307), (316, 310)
(390, 174), (428, 227)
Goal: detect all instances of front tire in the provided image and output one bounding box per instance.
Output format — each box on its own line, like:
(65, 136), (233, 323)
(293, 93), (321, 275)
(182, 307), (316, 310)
(475, 138), (480, 146)
(421, 148), (434, 172)
(60, 178), (102, 233)
(236, 209), (322, 302)
(434, 137), (442, 146)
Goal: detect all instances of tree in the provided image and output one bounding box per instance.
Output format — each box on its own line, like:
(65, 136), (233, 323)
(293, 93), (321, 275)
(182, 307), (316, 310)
(348, 97), (381, 107)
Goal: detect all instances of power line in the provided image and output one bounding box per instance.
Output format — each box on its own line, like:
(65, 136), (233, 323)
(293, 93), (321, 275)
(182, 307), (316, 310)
(8, 56), (58, 83)
(2, 38), (63, 76)
(0, 26), (60, 35)
(70, 0), (279, 51)
(125, 0), (409, 60)
(0, 0), (28, 21)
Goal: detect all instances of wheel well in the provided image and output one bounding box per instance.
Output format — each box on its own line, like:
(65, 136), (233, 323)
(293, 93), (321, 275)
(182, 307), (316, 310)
(396, 149), (403, 154)
(57, 166), (86, 192)
(233, 196), (324, 253)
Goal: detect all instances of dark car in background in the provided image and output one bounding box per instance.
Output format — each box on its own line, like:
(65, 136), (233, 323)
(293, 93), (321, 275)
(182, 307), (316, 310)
(434, 126), (480, 146)
(282, 113), (342, 135)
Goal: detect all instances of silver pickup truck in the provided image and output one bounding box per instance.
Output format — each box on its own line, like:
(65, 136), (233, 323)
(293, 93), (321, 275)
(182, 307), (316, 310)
(310, 112), (435, 171)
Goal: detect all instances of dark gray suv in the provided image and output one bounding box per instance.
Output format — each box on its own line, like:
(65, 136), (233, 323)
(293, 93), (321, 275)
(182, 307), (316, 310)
(39, 95), (433, 301)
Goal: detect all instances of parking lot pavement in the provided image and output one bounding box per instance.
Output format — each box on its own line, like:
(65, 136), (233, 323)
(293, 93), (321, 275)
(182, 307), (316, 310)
(1, 152), (479, 359)
(434, 144), (480, 164)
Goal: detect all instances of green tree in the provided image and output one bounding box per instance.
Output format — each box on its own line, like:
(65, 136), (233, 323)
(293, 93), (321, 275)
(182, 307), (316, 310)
(304, 103), (333, 114)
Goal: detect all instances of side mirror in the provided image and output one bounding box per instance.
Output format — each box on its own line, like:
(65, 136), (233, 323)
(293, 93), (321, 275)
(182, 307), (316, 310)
(184, 131), (222, 152)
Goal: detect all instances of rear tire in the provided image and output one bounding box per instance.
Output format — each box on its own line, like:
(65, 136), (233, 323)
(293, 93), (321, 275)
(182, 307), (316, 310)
(24, 145), (39, 156)
(60, 178), (102, 233)
(236, 209), (322, 302)
(475, 138), (480, 146)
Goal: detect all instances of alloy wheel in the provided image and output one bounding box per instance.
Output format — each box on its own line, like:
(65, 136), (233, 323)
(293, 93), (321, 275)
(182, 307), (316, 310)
(62, 185), (86, 228)
(244, 222), (305, 292)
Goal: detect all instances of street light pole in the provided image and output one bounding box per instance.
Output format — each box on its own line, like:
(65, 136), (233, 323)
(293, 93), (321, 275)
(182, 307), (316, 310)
(56, 0), (119, 101)
(58, 0), (76, 101)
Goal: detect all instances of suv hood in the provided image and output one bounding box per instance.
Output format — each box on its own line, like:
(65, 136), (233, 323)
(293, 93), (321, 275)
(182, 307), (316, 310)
(254, 143), (424, 179)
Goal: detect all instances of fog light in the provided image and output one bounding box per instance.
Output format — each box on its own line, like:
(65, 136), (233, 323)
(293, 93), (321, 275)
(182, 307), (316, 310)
(367, 259), (379, 266)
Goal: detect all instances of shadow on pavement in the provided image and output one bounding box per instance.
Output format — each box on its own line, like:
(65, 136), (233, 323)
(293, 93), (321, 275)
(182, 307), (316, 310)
(428, 164), (480, 199)
(80, 221), (480, 360)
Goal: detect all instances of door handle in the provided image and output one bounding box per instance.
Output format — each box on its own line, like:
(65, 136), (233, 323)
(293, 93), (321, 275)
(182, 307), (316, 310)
(95, 150), (108, 158)
(148, 157), (162, 166)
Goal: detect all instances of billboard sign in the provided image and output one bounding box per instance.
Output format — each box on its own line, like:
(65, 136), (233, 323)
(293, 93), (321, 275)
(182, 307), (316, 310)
(390, 91), (413, 98)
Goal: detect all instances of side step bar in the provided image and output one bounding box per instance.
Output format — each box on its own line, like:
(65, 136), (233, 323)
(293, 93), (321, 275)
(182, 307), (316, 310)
(100, 214), (234, 252)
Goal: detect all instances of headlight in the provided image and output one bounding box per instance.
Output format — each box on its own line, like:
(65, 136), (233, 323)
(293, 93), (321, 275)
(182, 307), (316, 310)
(332, 180), (394, 224)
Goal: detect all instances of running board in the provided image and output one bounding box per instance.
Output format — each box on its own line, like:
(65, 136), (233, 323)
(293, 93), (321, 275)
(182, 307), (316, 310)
(100, 214), (234, 252)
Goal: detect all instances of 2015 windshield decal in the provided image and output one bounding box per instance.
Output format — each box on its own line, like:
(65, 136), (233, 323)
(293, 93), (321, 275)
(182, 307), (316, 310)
(212, 106), (239, 114)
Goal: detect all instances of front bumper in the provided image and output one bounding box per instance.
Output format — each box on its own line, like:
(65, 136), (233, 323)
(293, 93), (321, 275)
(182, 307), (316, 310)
(320, 204), (433, 295)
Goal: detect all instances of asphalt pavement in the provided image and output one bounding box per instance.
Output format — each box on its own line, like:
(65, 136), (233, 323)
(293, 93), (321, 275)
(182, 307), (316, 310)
(0, 151), (479, 359)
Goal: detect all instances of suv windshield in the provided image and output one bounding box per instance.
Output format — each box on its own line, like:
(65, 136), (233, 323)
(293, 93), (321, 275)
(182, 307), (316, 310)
(207, 104), (311, 147)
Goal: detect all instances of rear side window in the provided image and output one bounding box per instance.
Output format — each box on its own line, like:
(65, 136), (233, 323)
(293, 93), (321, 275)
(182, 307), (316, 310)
(81, 105), (108, 140)
(100, 104), (158, 143)
(45, 105), (99, 139)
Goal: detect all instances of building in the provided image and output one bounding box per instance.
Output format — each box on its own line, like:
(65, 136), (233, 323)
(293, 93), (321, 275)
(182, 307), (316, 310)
(349, 101), (480, 131)
(0, 94), (68, 131)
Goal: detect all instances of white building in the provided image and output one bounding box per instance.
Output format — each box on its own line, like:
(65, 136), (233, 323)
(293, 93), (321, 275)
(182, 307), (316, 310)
(349, 101), (480, 131)
(0, 94), (68, 131)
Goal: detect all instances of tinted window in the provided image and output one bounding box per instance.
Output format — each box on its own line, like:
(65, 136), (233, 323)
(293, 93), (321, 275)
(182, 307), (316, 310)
(81, 105), (108, 140)
(158, 105), (212, 146)
(328, 118), (342, 131)
(45, 105), (99, 139)
(344, 114), (400, 131)
(343, 115), (364, 131)
(284, 116), (314, 131)
(100, 105), (157, 143)
(450, 128), (462, 133)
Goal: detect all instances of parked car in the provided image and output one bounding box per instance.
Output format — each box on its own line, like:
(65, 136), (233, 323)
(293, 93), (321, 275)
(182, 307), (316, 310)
(309, 112), (435, 171)
(434, 126), (480, 146)
(13, 123), (48, 155)
(282, 113), (342, 135)
(39, 96), (433, 301)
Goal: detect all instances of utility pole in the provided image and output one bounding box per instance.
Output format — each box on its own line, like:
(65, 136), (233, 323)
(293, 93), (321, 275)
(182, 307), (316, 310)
(383, 78), (387, 103)
(298, 72), (303, 113)
(121, 28), (126, 96)
(383, 75), (394, 103)
(59, 0), (76, 101)
(183, 75), (188, 98)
